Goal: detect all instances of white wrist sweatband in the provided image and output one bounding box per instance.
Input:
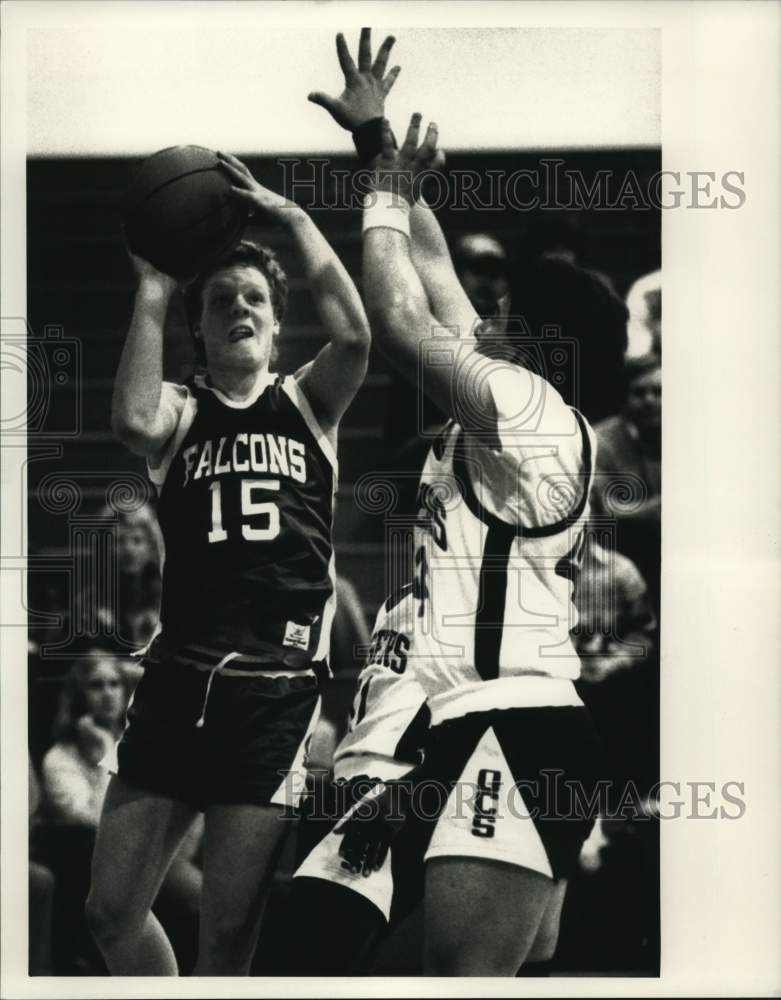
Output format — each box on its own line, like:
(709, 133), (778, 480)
(362, 190), (411, 239)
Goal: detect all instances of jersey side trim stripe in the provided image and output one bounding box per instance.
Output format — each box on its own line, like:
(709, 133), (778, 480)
(569, 409), (595, 519)
(280, 376), (338, 473)
(312, 548), (337, 668)
(392, 700), (431, 766)
(474, 523), (515, 681)
(384, 581), (414, 614)
(148, 389), (198, 491)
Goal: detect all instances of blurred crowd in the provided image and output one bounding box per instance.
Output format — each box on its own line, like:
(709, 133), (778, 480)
(27, 229), (661, 976)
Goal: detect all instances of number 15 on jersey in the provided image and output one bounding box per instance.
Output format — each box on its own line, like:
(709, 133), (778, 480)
(208, 479), (281, 543)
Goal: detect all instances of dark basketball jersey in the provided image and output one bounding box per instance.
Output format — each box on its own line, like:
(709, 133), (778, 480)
(150, 372), (337, 670)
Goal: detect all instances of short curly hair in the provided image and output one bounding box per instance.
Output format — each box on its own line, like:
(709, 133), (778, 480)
(183, 240), (289, 369)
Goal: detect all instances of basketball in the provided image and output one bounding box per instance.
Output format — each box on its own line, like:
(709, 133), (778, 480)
(122, 145), (250, 278)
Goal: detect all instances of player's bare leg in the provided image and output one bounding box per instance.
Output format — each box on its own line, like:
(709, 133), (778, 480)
(514, 877), (568, 975)
(193, 803), (290, 975)
(423, 857), (556, 976)
(86, 775), (200, 975)
(525, 877), (567, 963)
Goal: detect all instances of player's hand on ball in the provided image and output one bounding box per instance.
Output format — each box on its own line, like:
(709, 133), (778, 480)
(308, 28), (400, 131)
(125, 246), (179, 295)
(217, 151), (299, 226)
(372, 113), (445, 204)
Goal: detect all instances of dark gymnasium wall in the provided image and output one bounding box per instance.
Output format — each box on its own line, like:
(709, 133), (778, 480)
(26, 148), (661, 624)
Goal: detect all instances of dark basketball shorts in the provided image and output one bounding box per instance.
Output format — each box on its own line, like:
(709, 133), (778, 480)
(293, 705), (605, 920)
(112, 658), (321, 810)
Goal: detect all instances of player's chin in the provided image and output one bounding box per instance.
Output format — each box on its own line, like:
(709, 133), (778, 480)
(225, 338), (267, 367)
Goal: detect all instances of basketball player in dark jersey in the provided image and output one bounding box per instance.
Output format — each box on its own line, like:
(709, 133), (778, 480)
(86, 155), (371, 975)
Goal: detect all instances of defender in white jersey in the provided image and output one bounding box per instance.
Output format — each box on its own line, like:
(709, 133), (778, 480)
(289, 372), (599, 971)
(388, 362), (603, 904)
(288, 367), (600, 974)
(410, 390), (594, 724)
(307, 29), (608, 976)
(350, 117), (604, 976)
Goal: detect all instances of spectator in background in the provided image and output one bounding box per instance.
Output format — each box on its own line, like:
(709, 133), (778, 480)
(590, 353), (661, 608)
(111, 503), (164, 649)
(70, 503), (163, 660)
(558, 537), (660, 977)
(573, 535), (659, 796)
(451, 232), (509, 327)
(624, 270), (661, 359)
(29, 503), (163, 761)
(40, 651), (131, 973)
(42, 651), (131, 828)
(39, 651), (202, 974)
(571, 529), (659, 751)
(573, 536), (657, 685)
(591, 352), (661, 519)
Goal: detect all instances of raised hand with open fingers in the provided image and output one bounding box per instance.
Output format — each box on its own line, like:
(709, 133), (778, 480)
(372, 113), (446, 205)
(308, 27), (401, 131)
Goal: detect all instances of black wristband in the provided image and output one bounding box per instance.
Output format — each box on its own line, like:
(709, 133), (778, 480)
(352, 117), (397, 163)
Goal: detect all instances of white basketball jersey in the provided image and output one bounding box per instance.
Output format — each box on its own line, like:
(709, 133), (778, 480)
(406, 366), (597, 725)
(333, 587), (430, 782)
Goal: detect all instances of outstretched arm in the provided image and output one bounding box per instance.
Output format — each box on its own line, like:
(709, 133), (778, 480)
(410, 200), (479, 338)
(309, 29), (478, 350)
(286, 211), (371, 434)
(312, 28), (586, 523)
(310, 29), (499, 429)
(111, 254), (184, 457)
(362, 117), (486, 424)
(219, 152), (370, 436)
